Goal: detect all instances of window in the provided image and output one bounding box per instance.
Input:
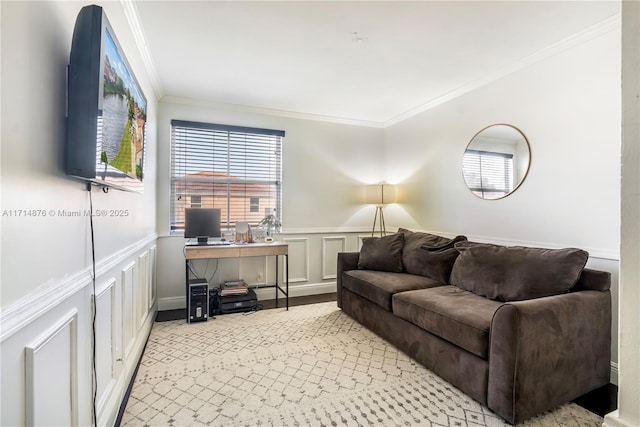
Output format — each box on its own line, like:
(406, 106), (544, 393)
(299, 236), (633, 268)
(462, 149), (514, 199)
(190, 195), (202, 208)
(250, 197), (260, 213)
(170, 120), (284, 232)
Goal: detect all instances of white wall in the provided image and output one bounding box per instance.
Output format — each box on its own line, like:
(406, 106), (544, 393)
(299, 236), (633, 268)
(384, 29), (620, 253)
(383, 27), (621, 368)
(605, 2), (640, 426)
(1, 2), (158, 425)
(156, 98), (385, 233)
(155, 27), (622, 383)
(155, 99), (385, 309)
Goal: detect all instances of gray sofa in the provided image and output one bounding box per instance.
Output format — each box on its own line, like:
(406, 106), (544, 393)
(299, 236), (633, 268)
(336, 229), (611, 424)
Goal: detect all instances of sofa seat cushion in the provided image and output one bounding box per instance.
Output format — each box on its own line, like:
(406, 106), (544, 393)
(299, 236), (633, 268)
(393, 286), (504, 359)
(343, 270), (442, 311)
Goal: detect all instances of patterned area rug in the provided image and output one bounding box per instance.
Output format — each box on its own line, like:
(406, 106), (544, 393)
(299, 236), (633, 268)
(121, 302), (603, 426)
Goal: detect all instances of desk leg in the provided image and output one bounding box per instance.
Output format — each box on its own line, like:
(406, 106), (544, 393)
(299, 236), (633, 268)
(275, 255), (279, 308)
(273, 254), (288, 310)
(185, 259), (190, 322)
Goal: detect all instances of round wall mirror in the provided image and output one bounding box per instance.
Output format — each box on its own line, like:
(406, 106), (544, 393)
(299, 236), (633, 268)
(462, 124), (530, 200)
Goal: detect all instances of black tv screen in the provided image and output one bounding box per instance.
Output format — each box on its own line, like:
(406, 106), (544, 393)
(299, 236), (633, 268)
(66, 5), (147, 192)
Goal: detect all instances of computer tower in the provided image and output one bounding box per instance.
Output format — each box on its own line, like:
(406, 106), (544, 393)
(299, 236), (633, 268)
(188, 279), (209, 323)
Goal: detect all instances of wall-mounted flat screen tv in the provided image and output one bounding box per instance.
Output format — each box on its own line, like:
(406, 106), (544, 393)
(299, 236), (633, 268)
(66, 4), (147, 192)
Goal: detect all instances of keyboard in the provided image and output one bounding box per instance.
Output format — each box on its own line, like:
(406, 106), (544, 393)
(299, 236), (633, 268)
(186, 241), (233, 246)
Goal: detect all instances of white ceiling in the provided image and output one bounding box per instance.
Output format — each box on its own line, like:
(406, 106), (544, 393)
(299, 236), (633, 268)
(133, 1), (620, 126)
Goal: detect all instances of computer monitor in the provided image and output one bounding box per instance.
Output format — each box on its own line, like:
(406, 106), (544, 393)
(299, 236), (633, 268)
(184, 208), (222, 244)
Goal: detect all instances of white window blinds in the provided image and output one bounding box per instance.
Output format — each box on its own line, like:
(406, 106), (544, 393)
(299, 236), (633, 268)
(170, 120), (284, 232)
(462, 149), (514, 199)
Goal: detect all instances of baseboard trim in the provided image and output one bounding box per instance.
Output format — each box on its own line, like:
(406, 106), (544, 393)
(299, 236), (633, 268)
(157, 281), (337, 311)
(603, 410), (640, 427)
(255, 281), (337, 301)
(157, 296), (185, 311)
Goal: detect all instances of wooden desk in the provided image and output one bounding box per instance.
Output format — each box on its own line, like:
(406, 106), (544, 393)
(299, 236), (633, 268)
(184, 242), (289, 315)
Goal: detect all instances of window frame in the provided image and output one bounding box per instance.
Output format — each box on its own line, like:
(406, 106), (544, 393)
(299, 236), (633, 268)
(170, 119), (284, 234)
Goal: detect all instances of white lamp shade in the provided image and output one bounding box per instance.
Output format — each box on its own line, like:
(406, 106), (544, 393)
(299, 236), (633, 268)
(365, 185), (382, 204)
(382, 185), (397, 204)
(365, 184), (397, 204)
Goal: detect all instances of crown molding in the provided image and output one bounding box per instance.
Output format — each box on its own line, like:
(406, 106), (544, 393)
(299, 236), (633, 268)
(159, 95), (386, 128)
(384, 13), (622, 128)
(121, 0), (165, 101)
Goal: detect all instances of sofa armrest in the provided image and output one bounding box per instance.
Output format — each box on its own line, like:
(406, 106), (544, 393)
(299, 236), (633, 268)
(337, 252), (360, 308)
(488, 290), (611, 424)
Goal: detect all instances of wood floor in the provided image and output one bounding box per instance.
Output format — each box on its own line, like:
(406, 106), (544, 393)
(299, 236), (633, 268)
(154, 292), (617, 418)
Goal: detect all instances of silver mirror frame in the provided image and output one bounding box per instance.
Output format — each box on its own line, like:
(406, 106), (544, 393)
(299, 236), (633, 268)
(462, 124), (531, 200)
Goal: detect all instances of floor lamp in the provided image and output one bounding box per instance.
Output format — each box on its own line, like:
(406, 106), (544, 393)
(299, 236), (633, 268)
(365, 184), (397, 237)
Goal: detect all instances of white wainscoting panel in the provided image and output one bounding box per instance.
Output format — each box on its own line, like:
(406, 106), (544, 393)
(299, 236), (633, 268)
(95, 278), (116, 419)
(322, 236), (346, 279)
(1, 234), (157, 427)
(149, 245), (157, 310)
(283, 237), (309, 283)
(25, 309), (78, 427)
(121, 262), (136, 359)
(138, 251), (150, 329)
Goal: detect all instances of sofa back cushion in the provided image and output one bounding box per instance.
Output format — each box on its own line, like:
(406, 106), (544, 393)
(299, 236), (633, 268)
(407, 247), (462, 283)
(358, 232), (404, 272)
(399, 228), (467, 282)
(450, 242), (589, 301)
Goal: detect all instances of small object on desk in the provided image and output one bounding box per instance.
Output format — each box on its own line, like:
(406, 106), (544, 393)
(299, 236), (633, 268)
(252, 227), (267, 243)
(258, 208), (282, 241)
(222, 229), (235, 242)
(235, 222), (252, 243)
